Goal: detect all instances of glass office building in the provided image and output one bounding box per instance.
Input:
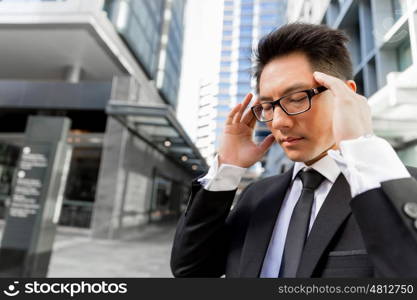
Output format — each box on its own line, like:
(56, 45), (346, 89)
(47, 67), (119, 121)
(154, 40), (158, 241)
(196, 0), (287, 175)
(217, 0), (287, 147)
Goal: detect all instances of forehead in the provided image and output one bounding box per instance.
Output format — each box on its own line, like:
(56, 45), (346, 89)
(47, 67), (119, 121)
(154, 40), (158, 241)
(259, 52), (315, 98)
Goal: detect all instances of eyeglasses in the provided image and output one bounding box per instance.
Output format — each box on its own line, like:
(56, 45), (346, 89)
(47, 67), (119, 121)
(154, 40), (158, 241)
(251, 86), (328, 122)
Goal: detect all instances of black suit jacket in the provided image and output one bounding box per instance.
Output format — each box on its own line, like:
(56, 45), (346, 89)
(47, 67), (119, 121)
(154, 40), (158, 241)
(171, 166), (417, 277)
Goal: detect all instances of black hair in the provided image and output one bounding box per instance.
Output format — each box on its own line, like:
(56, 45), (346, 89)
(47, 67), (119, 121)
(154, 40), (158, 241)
(254, 23), (353, 93)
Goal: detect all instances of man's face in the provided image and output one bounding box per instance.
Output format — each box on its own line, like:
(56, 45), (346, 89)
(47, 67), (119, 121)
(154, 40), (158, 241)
(258, 52), (335, 164)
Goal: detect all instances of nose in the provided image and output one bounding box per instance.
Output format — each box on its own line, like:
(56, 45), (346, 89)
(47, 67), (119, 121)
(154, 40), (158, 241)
(270, 106), (293, 130)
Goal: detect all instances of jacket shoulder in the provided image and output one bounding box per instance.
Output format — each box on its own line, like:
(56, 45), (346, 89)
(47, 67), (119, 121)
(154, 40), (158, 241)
(242, 170), (292, 195)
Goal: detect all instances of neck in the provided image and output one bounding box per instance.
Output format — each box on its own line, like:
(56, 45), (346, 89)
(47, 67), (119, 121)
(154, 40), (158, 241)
(305, 143), (338, 166)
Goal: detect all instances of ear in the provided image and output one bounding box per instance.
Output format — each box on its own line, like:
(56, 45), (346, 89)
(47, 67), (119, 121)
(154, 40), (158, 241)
(346, 80), (357, 92)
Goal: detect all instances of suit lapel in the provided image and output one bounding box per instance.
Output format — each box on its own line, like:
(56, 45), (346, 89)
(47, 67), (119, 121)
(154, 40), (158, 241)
(239, 168), (293, 277)
(296, 174), (352, 277)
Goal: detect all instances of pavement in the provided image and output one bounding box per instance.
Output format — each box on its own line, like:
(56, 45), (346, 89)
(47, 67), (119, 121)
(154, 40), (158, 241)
(0, 220), (178, 278)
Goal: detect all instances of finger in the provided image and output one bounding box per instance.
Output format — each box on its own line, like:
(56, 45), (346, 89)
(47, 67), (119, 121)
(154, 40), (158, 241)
(241, 93), (253, 111)
(232, 110), (242, 124)
(313, 71), (352, 97)
(242, 96), (259, 124)
(234, 93), (253, 124)
(257, 134), (275, 154)
(241, 109), (254, 124)
(248, 113), (257, 129)
(249, 97), (261, 128)
(226, 103), (241, 125)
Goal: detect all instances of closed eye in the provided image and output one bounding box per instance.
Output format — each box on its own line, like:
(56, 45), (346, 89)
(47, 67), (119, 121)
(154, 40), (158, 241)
(289, 96), (308, 102)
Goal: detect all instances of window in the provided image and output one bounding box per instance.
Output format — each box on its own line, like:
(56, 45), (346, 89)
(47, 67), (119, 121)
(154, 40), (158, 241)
(238, 71), (250, 80)
(240, 37), (252, 43)
(220, 61), (232, 67)
(237, 83), (250, 93)
(222, 40), (232, 46)
(397, 41), (412, 72)
(240, 15), (253, 25)
(239, 47), (250, 57)
(105, 0), (166, 77)
(241, 6), (253, 15)
(240, 25), (252, 34)
(262, 24), (274, 31)
(392, 0), (407, 21)
(221, 50), (231, 57)
(240, 38), (252, 47)
(260, 14), (277, 22)
(219, 83), (230, 90)
(218, 94), (230, 101)
(219, 72), (230, 78)
(238, 59), (251, 69)
(260, 2), (277, 10)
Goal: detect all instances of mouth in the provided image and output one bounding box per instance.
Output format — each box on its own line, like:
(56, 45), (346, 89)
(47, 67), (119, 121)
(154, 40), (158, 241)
(280, 137), (305, 146)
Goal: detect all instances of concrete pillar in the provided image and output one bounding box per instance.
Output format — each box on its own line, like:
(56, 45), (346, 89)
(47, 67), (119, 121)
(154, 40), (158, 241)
(91, 117), (128, 239)
(91, 76), (142, 239)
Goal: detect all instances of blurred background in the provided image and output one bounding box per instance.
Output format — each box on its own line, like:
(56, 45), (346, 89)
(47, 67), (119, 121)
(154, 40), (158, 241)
(0, 0), (415, 277)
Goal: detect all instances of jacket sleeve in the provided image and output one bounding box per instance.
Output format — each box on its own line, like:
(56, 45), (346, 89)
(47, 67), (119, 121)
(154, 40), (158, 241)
(350, 167), (417, 277)
(170, 177), (253, 277)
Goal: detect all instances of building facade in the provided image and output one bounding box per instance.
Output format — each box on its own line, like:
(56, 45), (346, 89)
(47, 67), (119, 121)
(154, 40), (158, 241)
(0, 0), (207, 239)
(287, 0), (417, 167)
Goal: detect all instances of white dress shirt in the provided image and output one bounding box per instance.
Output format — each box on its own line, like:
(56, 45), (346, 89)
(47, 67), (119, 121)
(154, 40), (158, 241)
(197, 135), (411, 277)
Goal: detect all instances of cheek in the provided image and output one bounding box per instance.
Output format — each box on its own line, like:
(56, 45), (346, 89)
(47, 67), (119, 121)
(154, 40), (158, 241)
(314, 113), (334, 143)
(304, 104), (334, 141)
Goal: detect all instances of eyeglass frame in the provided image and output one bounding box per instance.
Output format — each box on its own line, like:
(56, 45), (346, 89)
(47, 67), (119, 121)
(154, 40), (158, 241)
(251, 86), (328, 122)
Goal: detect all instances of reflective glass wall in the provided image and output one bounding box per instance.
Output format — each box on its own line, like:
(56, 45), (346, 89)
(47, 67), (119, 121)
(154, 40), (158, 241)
(104, 0), (165, 78)
(158, 0), (186, 108)
(104, 0), (186, 108)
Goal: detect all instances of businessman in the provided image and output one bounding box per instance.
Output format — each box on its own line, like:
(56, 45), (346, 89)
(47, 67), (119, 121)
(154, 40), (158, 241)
(170, 23), (417, 277)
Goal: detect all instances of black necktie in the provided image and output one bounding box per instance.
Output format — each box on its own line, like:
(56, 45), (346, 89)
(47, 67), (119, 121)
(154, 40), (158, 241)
(279, 169), (325, 277)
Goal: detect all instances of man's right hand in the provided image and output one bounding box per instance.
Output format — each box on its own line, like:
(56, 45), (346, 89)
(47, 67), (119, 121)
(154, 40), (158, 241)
(218, 93), (276, 168)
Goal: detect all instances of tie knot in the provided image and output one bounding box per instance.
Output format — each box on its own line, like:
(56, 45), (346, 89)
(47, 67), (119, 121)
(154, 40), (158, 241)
(299, 169), (325, 190)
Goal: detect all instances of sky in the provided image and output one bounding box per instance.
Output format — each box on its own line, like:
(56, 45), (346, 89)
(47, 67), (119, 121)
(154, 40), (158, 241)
(176, 0), (223, 142)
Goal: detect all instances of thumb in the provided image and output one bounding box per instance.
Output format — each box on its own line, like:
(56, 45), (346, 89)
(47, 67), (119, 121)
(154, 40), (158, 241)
(258, 134), (275, 154)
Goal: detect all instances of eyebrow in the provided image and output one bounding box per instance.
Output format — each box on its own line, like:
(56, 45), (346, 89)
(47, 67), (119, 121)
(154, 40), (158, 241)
(259, 83), (311, 102)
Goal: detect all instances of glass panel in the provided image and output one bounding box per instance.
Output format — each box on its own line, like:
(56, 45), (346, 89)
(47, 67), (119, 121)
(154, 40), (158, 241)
(140, 125), (179, 138)
(64, 147), (101, 202)
(131, 116), (169, 126)
(105, 0), (165, 77)
(397, 40), (412, 72)
(391, 0), (407, 22)
(150, 175), (172, 220)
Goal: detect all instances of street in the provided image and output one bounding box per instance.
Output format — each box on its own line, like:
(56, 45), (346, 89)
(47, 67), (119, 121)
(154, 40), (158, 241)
(48, 222), (177, 278)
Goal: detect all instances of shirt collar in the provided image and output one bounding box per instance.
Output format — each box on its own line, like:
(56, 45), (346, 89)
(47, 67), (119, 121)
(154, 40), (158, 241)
(292, 154), (341, 184)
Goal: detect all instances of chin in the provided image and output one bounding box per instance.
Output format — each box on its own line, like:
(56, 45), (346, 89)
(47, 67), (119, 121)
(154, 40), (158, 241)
(284, 150), (309, 162)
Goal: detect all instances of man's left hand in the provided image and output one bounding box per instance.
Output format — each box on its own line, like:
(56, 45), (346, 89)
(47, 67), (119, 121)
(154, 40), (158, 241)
(313, 71), (373, 146)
